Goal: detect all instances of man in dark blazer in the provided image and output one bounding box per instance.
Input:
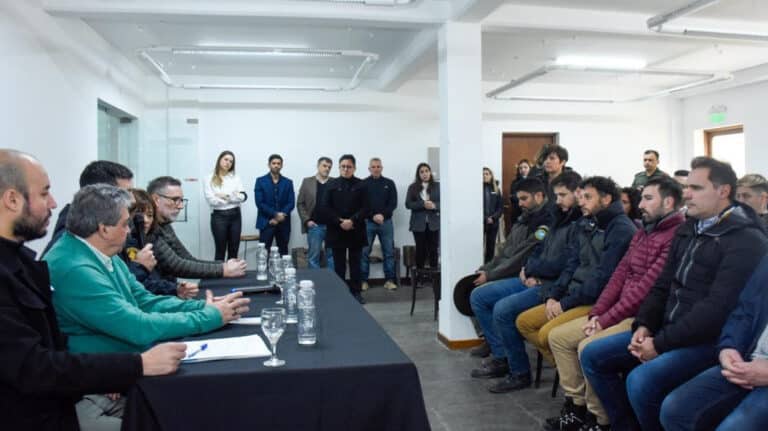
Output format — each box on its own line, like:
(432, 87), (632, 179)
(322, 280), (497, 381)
(0, 149), (185, 431)
(318, 154), (369, 304)
(254, 154), (295, 255)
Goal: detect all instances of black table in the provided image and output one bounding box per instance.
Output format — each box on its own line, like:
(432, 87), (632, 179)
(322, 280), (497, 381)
(122, 269), (431, 431)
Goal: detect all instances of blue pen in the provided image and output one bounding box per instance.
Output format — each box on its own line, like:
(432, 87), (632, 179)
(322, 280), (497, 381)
(186, 343), (208, 359)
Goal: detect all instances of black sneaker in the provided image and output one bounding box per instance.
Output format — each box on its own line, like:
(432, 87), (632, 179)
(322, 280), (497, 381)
(470, 358), (509, 378)
(488, 371), (532, 393)
(470, 342), (491, 358)
(578, 413), (610, 431)
(352, 292), (366, 304)
(544, 398), (586, 431)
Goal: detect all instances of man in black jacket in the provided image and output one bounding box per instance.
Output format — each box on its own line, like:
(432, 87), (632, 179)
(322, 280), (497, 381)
(41, 160), (134, 257)
(0, 149), (185, 431)
(318, 154), (369, 304)
(581, 156), (768, 431)
(361, 157), (398, 291)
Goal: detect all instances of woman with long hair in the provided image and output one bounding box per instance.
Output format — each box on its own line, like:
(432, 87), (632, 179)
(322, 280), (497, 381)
(620, 186), (642, 221)
(405, 162), (440, 269)
(483, 167), (503, 263)
(204, 150), (246, 260)
(125, 189), (198, 298)
(509, 159), (532, 222)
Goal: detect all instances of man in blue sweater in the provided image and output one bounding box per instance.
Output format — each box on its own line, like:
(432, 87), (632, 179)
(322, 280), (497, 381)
(361, 157), (398, 291)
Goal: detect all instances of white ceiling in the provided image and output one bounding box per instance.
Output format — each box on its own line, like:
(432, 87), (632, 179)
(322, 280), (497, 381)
(42, 0), (768, 97)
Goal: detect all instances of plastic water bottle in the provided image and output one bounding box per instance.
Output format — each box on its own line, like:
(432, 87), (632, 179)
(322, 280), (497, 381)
(284, 268), (298, 324)
(282, 255), (293, 271)
(256, 243), (268, 281)
(297, 280), (316, 345)
(268, 246), (280, 286)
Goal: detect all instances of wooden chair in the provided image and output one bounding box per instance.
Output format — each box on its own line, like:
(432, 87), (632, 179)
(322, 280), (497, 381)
(239, 233), (260, 260)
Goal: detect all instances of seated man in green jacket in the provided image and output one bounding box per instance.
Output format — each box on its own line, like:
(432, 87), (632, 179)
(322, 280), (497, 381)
(45, 184), (250, 354)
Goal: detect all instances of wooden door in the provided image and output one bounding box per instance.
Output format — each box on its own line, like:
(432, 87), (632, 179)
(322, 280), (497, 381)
(502, 133), (558, 233)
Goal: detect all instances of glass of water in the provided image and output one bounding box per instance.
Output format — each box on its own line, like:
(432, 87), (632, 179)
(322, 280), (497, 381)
(261, 307), (286, 367)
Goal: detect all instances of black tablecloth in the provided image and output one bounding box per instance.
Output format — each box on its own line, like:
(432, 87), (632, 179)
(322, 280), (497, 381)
(122, 269), (431, 431)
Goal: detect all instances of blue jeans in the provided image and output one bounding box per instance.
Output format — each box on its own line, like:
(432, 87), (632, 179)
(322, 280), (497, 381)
(306, 224), (333, 270)
(469, 277), (541, 374)
(661, 364), (768, 431)
(580, 331), (717, 431)
(361, 219), (396, 281)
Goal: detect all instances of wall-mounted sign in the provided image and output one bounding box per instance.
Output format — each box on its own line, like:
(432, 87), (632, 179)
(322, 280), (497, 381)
(708, 104), (727, 125)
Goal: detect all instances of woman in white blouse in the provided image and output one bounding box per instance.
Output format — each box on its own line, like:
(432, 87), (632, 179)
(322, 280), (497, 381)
(204, 150), (246, 260)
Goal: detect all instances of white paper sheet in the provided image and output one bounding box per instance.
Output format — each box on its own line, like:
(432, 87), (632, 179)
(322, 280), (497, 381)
(230, 317), (261, 325)
(182, 334), (271, 363)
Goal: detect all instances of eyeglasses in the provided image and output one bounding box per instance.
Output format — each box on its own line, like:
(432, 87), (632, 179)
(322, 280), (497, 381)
(158, 194), (188, 207)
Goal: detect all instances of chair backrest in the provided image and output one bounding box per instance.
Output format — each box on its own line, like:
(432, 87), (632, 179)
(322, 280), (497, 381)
(402, 245), (416, 267)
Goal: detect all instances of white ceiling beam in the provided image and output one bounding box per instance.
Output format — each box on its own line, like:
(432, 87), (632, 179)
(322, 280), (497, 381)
(42, 0), (451, 27)
(451, 0), (506, 22)
(483, 4), (650, 36)
(376, 29), (436, 91)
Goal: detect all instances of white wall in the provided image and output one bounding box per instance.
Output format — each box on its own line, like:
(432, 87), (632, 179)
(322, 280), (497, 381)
(681, 80), (768, 175)
(193, 106), (440, 274)
(0, 1), (148, 254)
(482, 99), (683, 188)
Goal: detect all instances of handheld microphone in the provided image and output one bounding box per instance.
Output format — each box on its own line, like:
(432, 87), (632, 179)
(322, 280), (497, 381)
(132, 213), (146, 248)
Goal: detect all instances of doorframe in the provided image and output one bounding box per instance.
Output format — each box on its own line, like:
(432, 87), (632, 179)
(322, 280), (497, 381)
(502, 132), (560, 144)
(703, 125), (743, 157)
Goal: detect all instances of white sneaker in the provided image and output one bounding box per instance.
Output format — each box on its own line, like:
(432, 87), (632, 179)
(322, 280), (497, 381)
(384, 280), (398, 291)
(361, 281), (369, 291)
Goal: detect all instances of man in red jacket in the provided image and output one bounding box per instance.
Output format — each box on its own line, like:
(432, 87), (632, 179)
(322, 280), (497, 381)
(544, 176), (685, 431)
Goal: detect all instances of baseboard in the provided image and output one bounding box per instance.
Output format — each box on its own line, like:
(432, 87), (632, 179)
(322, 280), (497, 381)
(437, 332), (483, 350)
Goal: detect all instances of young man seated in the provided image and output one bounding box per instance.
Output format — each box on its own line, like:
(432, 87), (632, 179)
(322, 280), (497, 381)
(468, 172), (584, 392)
(580, 157), (768, 431)
(508, 176), (635, 394)
(545, 176), (685, 431)
(453, 177), (556, 346)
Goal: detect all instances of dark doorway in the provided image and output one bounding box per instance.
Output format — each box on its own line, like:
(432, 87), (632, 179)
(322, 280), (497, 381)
(502, 133), (558, 233)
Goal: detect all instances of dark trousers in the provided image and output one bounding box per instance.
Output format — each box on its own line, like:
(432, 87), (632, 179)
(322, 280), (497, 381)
(332, 247), (362, 293)
(661, 364), (768, 431)
(413, 229), (439, 268)
(210, 208), (242, 261)
(260, 222), (290, 255)
(484, 224), (499, 263)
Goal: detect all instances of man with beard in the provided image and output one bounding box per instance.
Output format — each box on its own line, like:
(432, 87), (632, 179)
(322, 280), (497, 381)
(147, 176), (247, 279)
(467, 172), (581, 363)
(0, 149), (188, 431)
(509, 177), (636, 394)
(580, 157), (768, 431)
(254, 154), (295, 255)
(545, 176), (685, 431)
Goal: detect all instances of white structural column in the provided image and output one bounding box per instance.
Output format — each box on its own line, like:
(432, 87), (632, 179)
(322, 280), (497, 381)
(437, 22), (483, 342)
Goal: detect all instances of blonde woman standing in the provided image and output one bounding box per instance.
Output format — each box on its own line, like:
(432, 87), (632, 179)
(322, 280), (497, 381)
(204, 150), (246, 260)
(483, 167), (503, 263)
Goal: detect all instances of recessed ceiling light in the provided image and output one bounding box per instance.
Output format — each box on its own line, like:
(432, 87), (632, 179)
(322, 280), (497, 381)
(555, 55), (647, 70)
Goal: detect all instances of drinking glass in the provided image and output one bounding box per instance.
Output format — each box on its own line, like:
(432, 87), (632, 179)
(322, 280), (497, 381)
(261, 307), (286, 367)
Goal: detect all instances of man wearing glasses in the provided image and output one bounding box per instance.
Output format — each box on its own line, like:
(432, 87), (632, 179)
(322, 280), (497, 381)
(317, 154), (369, 304)
(148, 176), (247, 280)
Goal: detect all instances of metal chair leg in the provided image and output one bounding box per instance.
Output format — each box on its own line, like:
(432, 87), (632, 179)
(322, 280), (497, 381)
(410, 268), (418, 316)
(551, 371), (559, 398)
(534, 352), (543, 388)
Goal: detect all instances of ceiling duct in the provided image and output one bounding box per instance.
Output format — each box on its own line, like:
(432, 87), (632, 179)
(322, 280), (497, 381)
(486, 63), (732, 103)
(138, 46), (379, 91)
(647, 0), (768, 42)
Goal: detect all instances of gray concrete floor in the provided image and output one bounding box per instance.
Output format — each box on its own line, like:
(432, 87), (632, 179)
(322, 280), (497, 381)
(362, 282), (562, 431)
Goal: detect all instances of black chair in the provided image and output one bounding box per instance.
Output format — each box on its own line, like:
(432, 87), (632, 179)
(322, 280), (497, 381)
(410, 266), (440, 321)
(534, 351), (559, 398)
